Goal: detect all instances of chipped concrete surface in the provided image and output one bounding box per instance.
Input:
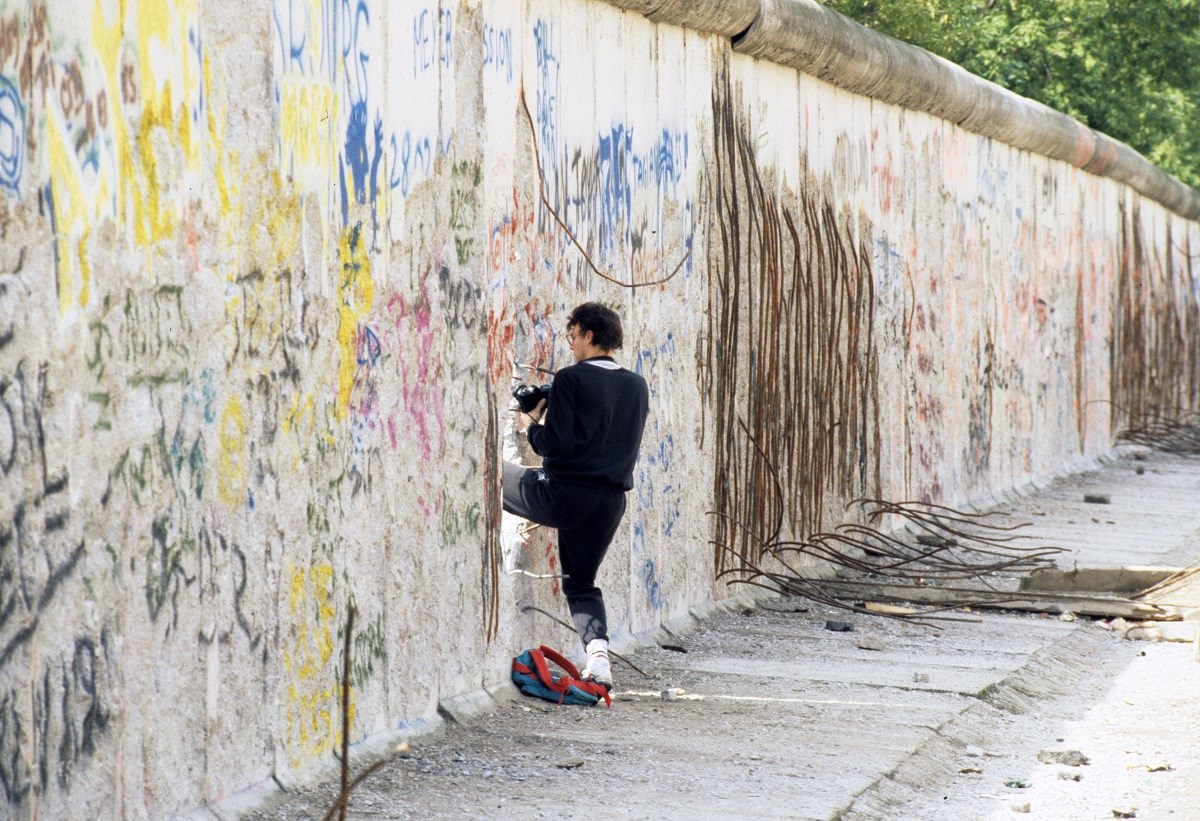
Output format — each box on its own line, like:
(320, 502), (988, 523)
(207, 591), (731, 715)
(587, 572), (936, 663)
(240, 449), (1200, 820)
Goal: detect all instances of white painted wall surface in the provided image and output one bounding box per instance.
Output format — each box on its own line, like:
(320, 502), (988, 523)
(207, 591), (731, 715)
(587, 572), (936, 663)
(0, 0), (1196, 816)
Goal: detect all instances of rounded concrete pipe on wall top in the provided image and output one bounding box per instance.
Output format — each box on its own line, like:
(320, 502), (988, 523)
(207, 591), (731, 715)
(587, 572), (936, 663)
(727, 0), (1200, 222)
(601, 0), (760, 38)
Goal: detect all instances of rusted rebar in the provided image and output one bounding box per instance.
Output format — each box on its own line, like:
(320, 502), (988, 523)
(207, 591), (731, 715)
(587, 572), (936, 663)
(702, 61), (881, 581)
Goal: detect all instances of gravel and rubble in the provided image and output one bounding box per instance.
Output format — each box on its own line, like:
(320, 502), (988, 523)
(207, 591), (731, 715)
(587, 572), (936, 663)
(236, 449), (1200, 821)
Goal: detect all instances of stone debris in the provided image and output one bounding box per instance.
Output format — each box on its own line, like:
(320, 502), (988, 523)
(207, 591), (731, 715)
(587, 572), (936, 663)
(761, 599), (810, 613)
(1058, 771), (1083, 781)
(825, 620), (855, 632)
(555, 759), (585, 770)
(864, 602), (917, 616)
(1127, 762), (1173, 772)
(1123, 622), (1198, 644)
(856, 636), (886, 651)
(1037, 749), (1090, 766)
(959, 767), (983, 774)
(1111, 808), (1137, 818)
(1084, 494), (1111, 504)
(916, 534), (957, 547)
(1059, 612), (1078, 622)
(1011, 802), (1031, 813)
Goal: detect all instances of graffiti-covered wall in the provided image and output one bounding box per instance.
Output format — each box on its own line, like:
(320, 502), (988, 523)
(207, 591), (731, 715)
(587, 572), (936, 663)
(1, 0), (1197, 816)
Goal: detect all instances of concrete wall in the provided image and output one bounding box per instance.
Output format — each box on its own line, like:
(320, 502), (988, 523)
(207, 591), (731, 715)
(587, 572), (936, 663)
(0, 0), (1196, 816)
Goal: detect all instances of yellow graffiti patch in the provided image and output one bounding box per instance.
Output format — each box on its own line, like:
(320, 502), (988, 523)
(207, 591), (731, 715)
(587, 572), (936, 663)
(336, 224), (374, 420)
(92, 0), (202, 253)
(46, 105), (97, 315)
(217, 395), (248, 507)
(282, 562), (352, 768)
(283, 393), (337, 469)
(280, 77), (338, 181)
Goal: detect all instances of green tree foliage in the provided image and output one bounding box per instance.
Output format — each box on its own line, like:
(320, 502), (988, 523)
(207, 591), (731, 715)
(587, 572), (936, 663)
(823, 0), (1200, 187)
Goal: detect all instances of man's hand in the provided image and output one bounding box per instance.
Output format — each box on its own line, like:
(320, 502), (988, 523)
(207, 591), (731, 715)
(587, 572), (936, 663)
(524, 398), (547, 425)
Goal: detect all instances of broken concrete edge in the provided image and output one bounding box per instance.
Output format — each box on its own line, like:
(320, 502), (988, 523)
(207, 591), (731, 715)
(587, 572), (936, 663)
(820, 579), (1171, 621)
(836, 625), (1116, 818)
(1020, 567), (1183, 596)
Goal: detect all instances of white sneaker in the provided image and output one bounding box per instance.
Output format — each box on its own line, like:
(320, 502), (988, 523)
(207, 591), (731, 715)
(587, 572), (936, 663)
(582, 639), (612, 690)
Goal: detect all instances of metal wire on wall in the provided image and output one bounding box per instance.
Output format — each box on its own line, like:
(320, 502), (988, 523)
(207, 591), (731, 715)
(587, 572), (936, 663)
(702, 60), (882, 578)
(1111, 205), (1200, 438)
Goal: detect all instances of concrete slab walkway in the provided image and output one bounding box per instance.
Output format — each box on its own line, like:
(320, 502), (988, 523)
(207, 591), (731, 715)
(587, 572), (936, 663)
(240, 449), (1200, 820)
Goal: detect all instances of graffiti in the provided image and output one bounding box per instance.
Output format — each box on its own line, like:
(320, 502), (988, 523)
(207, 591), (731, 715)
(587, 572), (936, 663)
(482, 23), (513, 84)
(196, 529), (264, 649)
(532, 19), (559, 165)
(279, 76), (337, 180)
(565, 125), (691, 269)
(438, 266), (482, 331)
(486, 300), (516, 387)
(412, 7), (453, 77)
(449, 159), (481, 265)
(0, 633), (112, 804)
(0, 363), (83, 670)
(630, 523), (666, 614)
(338, 0), (383, 226)
(487, 183), (540, 278)
(0, 367), (106, 806)
(337, 223), (375, 420)
(144, 513), (194, 628)
(120, 286), (192, 386)
(283, 561), (350, 769)
(389, 129), (438, 198)
(0, 497), (84, 670)
(228, 268), (301, 376)
(383, 265), (446, 470)
(349, 609), (385, 689)
(283, 391), (339, 471)
(520, 300), (556, 372)
(0, 76), (22, 194)
(109, 427), (205, 510)
(637, 433), (681, 537)
(216, 395), (248, 508)
(440, 498), (482, 546)
(0, 4), (51, 158)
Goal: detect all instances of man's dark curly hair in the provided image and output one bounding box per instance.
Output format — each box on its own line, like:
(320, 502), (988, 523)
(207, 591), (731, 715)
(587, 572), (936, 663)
(567, 302), (624, 351)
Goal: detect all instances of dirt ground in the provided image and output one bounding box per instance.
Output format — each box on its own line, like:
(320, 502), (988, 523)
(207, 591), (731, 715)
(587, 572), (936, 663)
(238, 450), (1200, 821)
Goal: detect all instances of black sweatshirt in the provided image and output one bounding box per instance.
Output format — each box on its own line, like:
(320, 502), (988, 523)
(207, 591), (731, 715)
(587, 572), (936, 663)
(527, 356), (650, 491)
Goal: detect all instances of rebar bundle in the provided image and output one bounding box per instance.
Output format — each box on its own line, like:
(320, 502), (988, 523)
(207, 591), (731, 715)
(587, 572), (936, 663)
(712, 498), (1064, 624)
(1116, 410), (1200, 454)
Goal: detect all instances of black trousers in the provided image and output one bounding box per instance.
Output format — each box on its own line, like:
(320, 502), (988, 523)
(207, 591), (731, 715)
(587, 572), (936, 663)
(502, 462), (627, 646)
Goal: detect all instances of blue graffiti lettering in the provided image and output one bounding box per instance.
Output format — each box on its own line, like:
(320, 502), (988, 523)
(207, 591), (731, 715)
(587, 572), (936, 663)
(413, 8), (453, 77)
(356, 325), (381, 366)
(0, 78), (25, 196)
(483, 23), (513, 84)
(341, 0), (370, 105)
(390, 131), (434, 197)
(533, 19), (559, 164)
